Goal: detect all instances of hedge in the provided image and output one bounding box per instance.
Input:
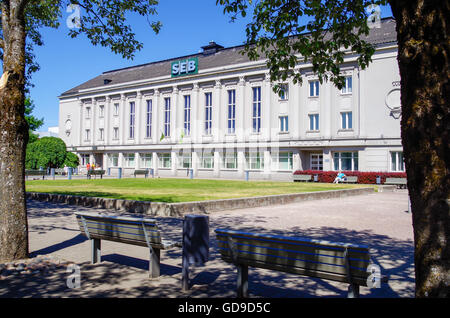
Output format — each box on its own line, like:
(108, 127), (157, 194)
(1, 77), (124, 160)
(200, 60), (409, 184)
(292, 170), (407, 184)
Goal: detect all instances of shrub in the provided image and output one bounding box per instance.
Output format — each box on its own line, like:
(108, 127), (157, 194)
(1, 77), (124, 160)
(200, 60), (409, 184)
(293, 170), (407, 184)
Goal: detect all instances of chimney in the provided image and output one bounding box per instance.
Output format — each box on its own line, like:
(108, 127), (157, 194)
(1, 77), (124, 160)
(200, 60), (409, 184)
(201, 41), (224, 56)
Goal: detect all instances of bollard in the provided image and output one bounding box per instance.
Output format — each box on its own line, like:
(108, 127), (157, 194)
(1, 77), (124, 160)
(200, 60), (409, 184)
(181, 214), (209, 291)
(51, 168), (55, 180)
(245, 170), (249, 181)
(314, 174), (318, 182)
(68, 167), (73, 180)
(107, 168), (111, 176)
(376, 176), (381, 185)
(189, 169), (194, 179)
(118, 167), (122, 179)
(150, 168), (154, 178)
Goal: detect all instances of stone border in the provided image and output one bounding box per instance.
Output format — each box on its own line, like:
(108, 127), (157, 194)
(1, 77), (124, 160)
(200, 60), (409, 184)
(26, 186), (383, 217)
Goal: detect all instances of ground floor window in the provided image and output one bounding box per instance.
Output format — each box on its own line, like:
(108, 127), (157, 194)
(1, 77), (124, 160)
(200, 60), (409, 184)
(222, 152), (237, 169)
(391, 151), (404, 172)
(245, 152), (264, 170)
(108, 154), (118, 167)
(158, 153), (171, 169)
(81, 154), (90, 166)
(272, 152), (293, 171)
(333, 152), (358, 171)
(179, 153), (192, 169)
(200, 152), (214, 169)
(123, 153), (135, 168)
(140, 153), (152, 168)
(310, 154), (323, 171)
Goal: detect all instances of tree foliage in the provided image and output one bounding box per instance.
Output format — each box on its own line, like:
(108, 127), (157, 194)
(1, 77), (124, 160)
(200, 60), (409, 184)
(63, 151), (79, 168)
(25, 136), (67, 169)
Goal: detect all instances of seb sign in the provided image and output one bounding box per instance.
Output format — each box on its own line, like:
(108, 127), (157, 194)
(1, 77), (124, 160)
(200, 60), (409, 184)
(171, 57), (198, 78)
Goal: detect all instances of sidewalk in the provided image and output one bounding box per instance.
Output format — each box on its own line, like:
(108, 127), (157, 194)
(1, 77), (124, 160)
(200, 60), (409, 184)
(0, 190), (415, 298)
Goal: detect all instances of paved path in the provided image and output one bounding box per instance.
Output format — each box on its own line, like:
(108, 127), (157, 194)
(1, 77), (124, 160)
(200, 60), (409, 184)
(0, 190), (415, 298)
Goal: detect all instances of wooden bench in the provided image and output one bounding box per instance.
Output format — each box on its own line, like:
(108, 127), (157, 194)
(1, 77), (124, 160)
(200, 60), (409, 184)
(75, 212), (181, 278)
(87, 169), (105, 179)
(293, 174), (312, 182)
(216, 229), (388, 298)
(25, 170), (46, 180)
(134, 169), (149, 178)
(341, 176), (358, 184)
(384, 177), (407, 189)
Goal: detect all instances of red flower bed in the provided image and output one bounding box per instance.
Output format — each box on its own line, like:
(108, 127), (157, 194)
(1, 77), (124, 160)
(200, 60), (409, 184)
(293, 170), (407, 184)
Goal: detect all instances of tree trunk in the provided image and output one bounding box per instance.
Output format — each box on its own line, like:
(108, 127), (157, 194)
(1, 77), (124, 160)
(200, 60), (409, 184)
(389, 0), (449, 297)
(0, 1), (29, 262)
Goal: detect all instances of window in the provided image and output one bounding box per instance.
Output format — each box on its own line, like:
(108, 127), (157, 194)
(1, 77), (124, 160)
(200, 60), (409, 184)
(113, 127), (119, 140)
(184, 95), (191, 136)
(279, 116), (289, 132)
(227, 90), (236, 134)
(341, 76), (353, 94)
(124, 153), (135, 168)
(113, 103), (119, 116)
(129, 102), (135, 139)
(391, 151), (405, 172)
(309, 80), (320, 97)
(81, 154), (90, 166)
(159, 153), (171, 169)
(205, 92), (212, 135)
(341, 112), (353, 130)
(252, 86), (261, 133)
(85, 107), (91, 119)
(333, 152), (359, 171)
(85, 129), (91, 141)
(99, 105), (104, 118)
(272, 152), (293, 171)
(245, 152), (264, 170)
(179, 152), (192, 169)
(140, 153), (152, 168)
(279, 83), (289, 100)
(222, 152), (237, 169)
(146, 100), (152, 138)
(200, 151), (214, 169)
(164, 98), (171, 137)
(108, 154), (118, 167)
(311, 154), (323, 171)
(98, 128), (104, 141)
(309, 114), (319, 131)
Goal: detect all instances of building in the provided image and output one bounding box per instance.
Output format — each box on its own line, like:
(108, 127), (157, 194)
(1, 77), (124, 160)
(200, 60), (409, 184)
(37, 126), (59, 138)
(58, 18), (403, 180)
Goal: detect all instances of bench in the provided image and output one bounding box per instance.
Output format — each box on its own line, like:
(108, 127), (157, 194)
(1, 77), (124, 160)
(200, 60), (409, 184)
(75, 212), (181, 278)
(134, 169), (149, 178)
(87, 169), (105, 179)
(215, 229), (388, 298)
(384, 177), (407, 189)
(25, 170), (46, 180)
(293, 174), (312, 182)
(55, 168), (66, 175)
(341, 176), (358, 184)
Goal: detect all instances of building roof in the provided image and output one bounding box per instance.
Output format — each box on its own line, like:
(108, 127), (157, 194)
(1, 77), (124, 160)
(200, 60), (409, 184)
(60, 17), (397, 98)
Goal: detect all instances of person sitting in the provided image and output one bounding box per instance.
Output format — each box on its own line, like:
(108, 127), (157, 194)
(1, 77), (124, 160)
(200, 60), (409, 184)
(333, 172), (346, 183)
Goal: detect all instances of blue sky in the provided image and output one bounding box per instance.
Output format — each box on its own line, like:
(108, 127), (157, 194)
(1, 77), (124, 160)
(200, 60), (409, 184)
(28, 1), (392, 131)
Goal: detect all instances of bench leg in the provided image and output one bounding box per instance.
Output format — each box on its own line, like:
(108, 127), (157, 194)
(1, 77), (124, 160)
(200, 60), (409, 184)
(237, 264), (249, 298)
(347, 284), (360, 298)
(91, 239), (101, 264)
(149, 247), (161, 279)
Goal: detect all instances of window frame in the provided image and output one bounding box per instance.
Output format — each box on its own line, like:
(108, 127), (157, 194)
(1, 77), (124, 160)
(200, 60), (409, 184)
(252, 86), (262, 133)
(227, 89), (236, 134)
(309, 80), (320, 97)
(205, 92), (212, 135)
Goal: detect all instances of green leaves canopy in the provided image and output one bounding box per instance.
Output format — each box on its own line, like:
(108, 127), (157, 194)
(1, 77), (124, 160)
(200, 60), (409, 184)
(25, 136), (68, 169)
(217, 0), (388, 91)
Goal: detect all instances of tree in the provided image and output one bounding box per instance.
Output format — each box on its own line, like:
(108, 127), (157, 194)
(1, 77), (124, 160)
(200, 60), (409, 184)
(216, 0), (449, 297)
(25, 136), (67, 169)
(24, 96), (43, 144)
(0, 0), (161, 262)
(63, 151), (79, 168)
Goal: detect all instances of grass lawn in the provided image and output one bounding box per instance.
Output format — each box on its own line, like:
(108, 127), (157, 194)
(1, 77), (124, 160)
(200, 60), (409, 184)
(25, 178), (374, 203)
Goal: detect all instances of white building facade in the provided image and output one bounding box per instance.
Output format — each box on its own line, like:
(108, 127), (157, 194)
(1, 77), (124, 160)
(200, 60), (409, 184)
(59, 18), (404, 180)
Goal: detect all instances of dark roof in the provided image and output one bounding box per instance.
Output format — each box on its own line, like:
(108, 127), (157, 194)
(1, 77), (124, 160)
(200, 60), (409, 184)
(60, 17), (397, 97)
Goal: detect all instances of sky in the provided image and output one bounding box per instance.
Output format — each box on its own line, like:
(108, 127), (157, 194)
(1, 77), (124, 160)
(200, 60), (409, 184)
(28, 1), (393, 132)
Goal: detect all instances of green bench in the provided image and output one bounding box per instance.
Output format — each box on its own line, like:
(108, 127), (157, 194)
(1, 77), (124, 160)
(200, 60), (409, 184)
(293, 174), (312, 182)
(341, 176), (358, 184)
(87, 169), (105, 179)
(25, 170), (46, 180)
(134, 169), (149, 178)
(384, 177), (407, 189)
(75, 212), (181, 278)
(216, 229), (388, 298)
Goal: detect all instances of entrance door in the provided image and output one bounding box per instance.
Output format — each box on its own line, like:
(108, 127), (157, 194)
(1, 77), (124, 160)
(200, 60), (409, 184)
(94, 153), (104, 169)
(310, 154), (323, 171)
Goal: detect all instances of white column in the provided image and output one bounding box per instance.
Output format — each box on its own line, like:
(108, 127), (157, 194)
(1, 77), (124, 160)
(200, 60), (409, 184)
(238, 149), (245, 178)
(236, 76), (245, 142)
(213, 80), (222, 143)
(192, 151), (199, 176)
(135, 152), (140, 169)
(153, 89), (160, 144)
(91, 99), (96, 147)
(120, 94), (126, 144)
(171, 150), (177, 176)
(213, 151), (220, 177)
(78, 100), (83, 147)
(153, 152), (159, 176)
(172, 87), (179, 143)
(192, 83), (200, 143)
(263, 73), (271, 141)
(323, 149), (332, 171)
(264, 149), (271, 177)
(136, 91), (143, 144)
(105, 96), (111, 144)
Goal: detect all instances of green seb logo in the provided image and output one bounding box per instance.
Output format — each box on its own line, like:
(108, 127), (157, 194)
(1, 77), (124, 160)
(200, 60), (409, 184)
(171, 57), (198, 78)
